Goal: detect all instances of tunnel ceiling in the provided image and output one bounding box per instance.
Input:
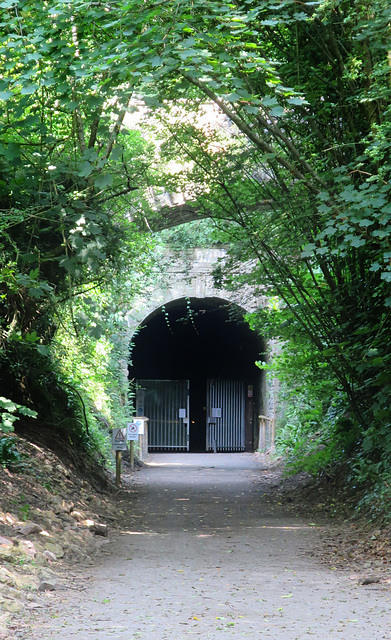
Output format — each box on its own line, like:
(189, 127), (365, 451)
(129, 297), (264, 381)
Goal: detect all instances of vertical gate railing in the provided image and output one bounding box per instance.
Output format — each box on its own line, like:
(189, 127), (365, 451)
(137, 380), (189, 451)
(207, 380), (245, 452)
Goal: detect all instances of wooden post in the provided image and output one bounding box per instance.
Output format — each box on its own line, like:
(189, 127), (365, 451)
(116, 450), (121, 487)
(259, 415), (274, 452)
(271, 417), (276, 449)
(130, 441), (135, 470)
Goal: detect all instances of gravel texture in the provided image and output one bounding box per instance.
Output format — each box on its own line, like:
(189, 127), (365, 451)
(17, 453), (391, 640)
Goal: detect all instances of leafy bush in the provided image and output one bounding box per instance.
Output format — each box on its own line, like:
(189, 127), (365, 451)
(51, 289), (136, 466)
(250, 306), (362, 478)
(347, 455), (391, 522)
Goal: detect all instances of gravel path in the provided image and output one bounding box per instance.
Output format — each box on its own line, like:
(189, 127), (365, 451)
(23, 453), (390, 639)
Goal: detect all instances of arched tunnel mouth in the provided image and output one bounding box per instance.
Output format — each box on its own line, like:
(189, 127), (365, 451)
(129, 297), (265, 453)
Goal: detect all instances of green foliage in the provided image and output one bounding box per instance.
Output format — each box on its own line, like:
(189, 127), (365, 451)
(0, 0), (390, 514)
(157, 219), (222, 250)
(0, 397), (37, 433)
(53, 312), (129, 457)
(18, 502), (32, 522)
(0, 0), (162, 462)
(122, 0), (391, 507)
(0, 436), (21, 468)
(50, 240), (158, 464)
(252, 315), (350, 477)
(352, 459), (391, 522)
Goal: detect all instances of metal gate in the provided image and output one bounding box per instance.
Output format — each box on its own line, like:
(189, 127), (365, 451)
(137, 380), (189, 451)
(206, 379), (245, 452)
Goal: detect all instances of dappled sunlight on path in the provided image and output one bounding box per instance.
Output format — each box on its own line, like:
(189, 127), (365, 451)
(23, 454), (390, 640)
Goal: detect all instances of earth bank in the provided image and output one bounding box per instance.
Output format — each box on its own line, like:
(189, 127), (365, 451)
(0, 435), (119, 638)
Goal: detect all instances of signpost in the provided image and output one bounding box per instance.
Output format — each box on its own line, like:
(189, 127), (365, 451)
(112, 428), (127, 487)
(126, 421), (139, 470)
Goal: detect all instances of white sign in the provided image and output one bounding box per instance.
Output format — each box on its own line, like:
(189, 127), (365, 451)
(212, 408), (222, 418)
(136, 418), (145, 435)
(127, 422), (139, 441)
(112, 428), (127, 451)
(128, 418), (145, 436)
(179, 408), (186, 419)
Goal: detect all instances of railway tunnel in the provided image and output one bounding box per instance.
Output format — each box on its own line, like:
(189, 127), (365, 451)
(129, 297), (265, 453)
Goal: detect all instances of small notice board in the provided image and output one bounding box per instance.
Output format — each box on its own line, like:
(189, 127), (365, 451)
(129, 418), (145, 436)
(112, 428), (127, 451)
(127, 422), (139, 441)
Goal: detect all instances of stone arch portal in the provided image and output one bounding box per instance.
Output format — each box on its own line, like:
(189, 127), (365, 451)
(129, 297), (265, 452)
(126, 249), (272, 454)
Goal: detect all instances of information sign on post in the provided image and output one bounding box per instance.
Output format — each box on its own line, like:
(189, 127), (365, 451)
(127, 422), (139, 441)
(131, 418), (145, 435)
(112, 428), (127, 451)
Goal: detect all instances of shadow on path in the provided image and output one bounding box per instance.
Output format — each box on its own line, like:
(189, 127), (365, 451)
(23, 454), (390, 640)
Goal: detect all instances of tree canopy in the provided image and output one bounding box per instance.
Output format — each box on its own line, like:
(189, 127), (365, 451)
(1, 0), (391, 511)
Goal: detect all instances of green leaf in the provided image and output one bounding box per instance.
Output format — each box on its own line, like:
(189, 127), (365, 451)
(78, 161), (93, 178)
(358, 219), (373, 227)
(318, 203), (332, 213)
(287, 97), (307, 106)
(28, 287), (45, 299)
(350, 237), (365, 248)
(179, 48), (201, 60)
(25, 331), (38, 343)
(36, 344), (50, 357)
(301, 244), (316, 258)
(64, 101), (79, 111)
(110, 145), (124, 162)
(243, 105), (259, 114)
(373, 229), (390, 238)
(0, 397), (17, 412)
(0, 90), (13, 101)
(150, 55), (163, 67)
(89, 325), (103, 339)
(224, 92), (242, 102)
(271, 106), (285, 117)
(94, 173), (114, 189)
(323, 226), (337, 237)
(20, 84), (39, 95)
(18, 406), (37, 418)
(262, 96), (278, 107)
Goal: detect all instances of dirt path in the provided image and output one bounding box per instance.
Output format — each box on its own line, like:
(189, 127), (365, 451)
(19, 454), (390, 639)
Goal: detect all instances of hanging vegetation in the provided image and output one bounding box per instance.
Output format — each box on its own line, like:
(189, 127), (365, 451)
(0, 0), (390, 514)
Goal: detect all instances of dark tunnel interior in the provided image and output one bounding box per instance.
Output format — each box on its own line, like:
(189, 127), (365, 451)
(129, 297), (265, 452)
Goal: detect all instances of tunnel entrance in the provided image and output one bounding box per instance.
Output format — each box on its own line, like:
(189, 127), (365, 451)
(129, 297), (265, 453)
